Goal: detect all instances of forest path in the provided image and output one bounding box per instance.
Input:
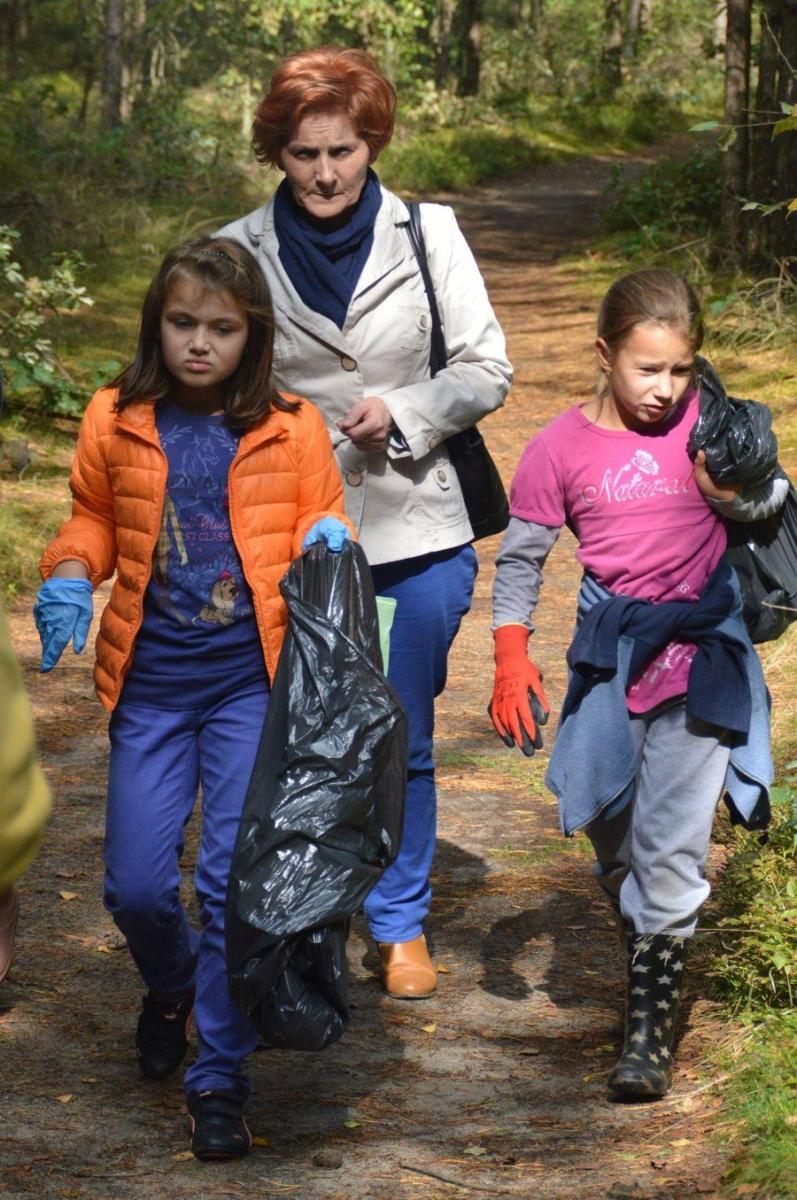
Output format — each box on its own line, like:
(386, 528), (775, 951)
(4, 146), (730, 1200)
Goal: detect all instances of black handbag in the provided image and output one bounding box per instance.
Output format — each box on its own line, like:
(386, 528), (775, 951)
(406, 201), (509, 541)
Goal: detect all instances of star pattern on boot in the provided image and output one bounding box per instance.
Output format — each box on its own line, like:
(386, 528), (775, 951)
(609, 932), (688, 1100)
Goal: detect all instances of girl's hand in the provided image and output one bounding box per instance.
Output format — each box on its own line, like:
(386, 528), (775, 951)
(33, 577), (93, 672)
(489, 624), (550, 757)
(693, 450), (742, 503)
(337, 396), (392, 453)
(302, 518), (351, 553)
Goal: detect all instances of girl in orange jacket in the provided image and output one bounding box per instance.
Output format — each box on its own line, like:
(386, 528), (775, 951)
(35, 237), (352, 1161)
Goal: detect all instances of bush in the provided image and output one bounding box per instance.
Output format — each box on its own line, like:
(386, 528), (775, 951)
(380, 126), (547, 193)
(0, 225), (93, 416)
(710, 786), (797, 1009)
(602, 146), (723, 242)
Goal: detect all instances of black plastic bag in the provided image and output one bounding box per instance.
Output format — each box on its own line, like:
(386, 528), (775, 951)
(688, 357), (778, 486)
(725, 483), (797, 643)
(688, 357), (797, 642)
(226, 541), (407, 1051)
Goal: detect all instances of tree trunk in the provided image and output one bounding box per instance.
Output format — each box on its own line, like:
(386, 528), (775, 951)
(750, 3), (781, 209)
(434, 0), (456, 89)
(714, 0), (727, 54)
(722, 0), (751, 254)
(625, 0), (653, 59)
(122, 0), (147, 114)
(771, 4), (797, 259)
(456, 0), (483, 97)
(601, 0), (624, 94)
(102, 0), (124, 129)
(0, 0), (27, 73)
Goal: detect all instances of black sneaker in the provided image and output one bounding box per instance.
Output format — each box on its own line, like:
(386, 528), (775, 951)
(136, 991), (194, 1080)
(187, 1089), (252, 1161)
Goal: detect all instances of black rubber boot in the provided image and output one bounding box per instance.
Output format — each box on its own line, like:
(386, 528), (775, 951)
(608, 932), (687, 1100)
(136, 990), (194, 1080)
(188, 1089), (252, 1161)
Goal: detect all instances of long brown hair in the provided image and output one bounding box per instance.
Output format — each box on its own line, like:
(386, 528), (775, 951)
(597, 268), (704, 396)
(112, 236), (299, 430)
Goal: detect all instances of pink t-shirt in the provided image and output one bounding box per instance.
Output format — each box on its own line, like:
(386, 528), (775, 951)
(510, 392), (727, 711)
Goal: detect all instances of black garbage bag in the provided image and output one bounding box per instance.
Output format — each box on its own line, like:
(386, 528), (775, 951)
(725, 483), (797, 643)
(688, 357), (797, 643)
(226, 541), (407, 1051)
(688, 356), (778, 486)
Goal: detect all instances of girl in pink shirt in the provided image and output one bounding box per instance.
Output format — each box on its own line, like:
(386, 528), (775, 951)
(490, 269), (783, 1100)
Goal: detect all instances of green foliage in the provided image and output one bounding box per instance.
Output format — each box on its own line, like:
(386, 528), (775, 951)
(720, 1013), (797, 1200)
(0, 226), (93, 416)
(710, 787), (797, 1010)
(0, 484), (70, 604)
(380, 126), (547, 192)
(602, 147), (723, 248)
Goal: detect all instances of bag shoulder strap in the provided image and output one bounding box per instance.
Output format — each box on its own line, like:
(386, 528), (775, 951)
(406, 201), (447, 377)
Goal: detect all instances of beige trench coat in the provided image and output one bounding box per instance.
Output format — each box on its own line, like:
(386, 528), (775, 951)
(220, 186), (512, 565)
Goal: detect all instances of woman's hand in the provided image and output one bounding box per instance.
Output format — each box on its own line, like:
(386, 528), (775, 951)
(693, 450), (742, 503)
(337, 396), (392, 453)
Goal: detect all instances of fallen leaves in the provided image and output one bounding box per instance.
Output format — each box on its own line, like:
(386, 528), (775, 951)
(55, 1094), (73, 1104)
(421, 1023), (437, 1034)
(58, 891), (78, 902)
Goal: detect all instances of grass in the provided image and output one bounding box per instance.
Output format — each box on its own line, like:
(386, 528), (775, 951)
(718, 1013), (797, 1200)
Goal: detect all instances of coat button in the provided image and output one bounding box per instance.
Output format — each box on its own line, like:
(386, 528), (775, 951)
(340, 355), (357, 372)
(346, 470), (363, 487)
(436, 468), (447, 483)
(428, 430), (442, 450)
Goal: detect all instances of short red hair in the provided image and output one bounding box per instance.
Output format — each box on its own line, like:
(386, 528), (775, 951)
(252, 46), (396, 167)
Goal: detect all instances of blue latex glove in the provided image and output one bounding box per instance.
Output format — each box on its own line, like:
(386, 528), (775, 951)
(33, 578), (93, 673)
(302, 517), (351, 553)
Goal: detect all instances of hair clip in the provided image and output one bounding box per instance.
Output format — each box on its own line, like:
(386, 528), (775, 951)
(199, 249), (233, 263)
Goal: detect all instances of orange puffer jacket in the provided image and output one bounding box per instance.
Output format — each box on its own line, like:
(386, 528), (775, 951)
(40, 388), (352, 712)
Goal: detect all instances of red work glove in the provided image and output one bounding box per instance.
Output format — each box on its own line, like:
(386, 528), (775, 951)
(489, 624), (550, 757)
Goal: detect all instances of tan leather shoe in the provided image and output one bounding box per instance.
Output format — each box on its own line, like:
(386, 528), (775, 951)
(0, 886), (19, 983)
(378, 935), (437, 999)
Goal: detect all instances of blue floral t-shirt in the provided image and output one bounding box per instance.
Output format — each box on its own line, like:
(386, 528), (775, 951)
(122, 402), (268, 707)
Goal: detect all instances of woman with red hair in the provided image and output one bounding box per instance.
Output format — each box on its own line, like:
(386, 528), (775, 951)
(220, 46), (512, 1001)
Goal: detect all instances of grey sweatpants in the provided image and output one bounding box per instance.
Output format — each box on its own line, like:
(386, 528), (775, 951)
(585, 702), (731, 936)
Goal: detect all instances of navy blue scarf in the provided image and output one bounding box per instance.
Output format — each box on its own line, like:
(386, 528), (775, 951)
(273, 169), (383, 329)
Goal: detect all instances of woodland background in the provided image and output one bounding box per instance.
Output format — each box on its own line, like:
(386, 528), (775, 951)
(0, 4), (795, 1197)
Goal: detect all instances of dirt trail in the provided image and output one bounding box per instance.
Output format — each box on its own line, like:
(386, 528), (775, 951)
(3, 150), (731, 1200)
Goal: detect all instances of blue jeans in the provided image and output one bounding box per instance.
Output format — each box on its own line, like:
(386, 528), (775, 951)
(104, 685), (269, 1100)
(366, 544), (478, 942)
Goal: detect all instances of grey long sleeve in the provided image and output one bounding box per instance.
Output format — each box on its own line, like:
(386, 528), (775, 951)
(707, 472), (790, 523)
(492, 517), (561, 630)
